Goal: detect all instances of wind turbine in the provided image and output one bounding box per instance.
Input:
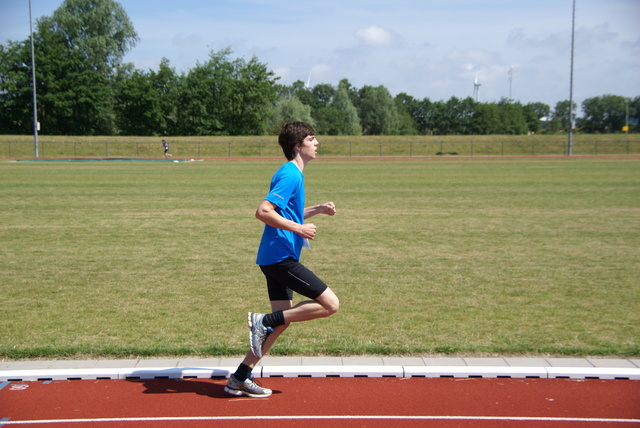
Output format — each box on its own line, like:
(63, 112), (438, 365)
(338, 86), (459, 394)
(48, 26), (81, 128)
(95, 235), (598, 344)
(508, 66), (514, 100)
(473, 73), (481, 102)
(304, 71), (312, 89)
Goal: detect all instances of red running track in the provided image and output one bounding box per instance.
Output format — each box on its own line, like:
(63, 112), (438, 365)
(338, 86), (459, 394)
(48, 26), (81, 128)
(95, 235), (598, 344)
(1, 377), (639, 427)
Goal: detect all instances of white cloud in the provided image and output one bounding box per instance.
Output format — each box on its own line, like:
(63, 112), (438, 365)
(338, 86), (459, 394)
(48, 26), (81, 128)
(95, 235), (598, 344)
(355, 26), (398, 48)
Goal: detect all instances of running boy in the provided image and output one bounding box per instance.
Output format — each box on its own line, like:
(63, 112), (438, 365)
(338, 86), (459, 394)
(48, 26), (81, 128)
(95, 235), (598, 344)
(162, 139), (172, 158)
(224, 122), (339, 398)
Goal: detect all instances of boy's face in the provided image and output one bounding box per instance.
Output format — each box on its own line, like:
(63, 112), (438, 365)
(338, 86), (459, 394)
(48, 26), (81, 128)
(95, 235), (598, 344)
(297, 134), (319, 160)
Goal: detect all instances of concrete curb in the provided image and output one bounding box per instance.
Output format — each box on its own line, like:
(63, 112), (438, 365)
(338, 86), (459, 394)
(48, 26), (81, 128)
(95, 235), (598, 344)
(2, 357), (639, 382)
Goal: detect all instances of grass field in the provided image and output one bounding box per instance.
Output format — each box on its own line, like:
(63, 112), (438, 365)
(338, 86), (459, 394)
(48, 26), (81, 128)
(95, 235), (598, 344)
(1, 156), (639, 359)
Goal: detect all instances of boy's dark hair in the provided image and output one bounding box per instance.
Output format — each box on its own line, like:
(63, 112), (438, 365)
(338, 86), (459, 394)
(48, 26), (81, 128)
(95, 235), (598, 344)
(278, 122), (315, 161)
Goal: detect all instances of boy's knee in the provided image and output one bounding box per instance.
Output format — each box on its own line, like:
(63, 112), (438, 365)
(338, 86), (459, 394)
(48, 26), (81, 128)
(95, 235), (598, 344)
(326, 297), (339, 316)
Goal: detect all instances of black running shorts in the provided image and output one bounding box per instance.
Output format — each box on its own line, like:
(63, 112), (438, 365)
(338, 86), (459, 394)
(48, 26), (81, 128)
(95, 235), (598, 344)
(260, 257), (328, 301)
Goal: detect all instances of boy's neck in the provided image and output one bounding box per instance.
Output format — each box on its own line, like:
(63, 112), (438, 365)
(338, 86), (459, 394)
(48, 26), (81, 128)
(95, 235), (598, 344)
(291, 156), (307, 172)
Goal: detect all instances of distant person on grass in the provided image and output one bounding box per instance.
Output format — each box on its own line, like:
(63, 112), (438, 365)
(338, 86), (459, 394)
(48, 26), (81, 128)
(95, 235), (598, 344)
(224, 121), (340, 398)
(162, 139), (172, 158)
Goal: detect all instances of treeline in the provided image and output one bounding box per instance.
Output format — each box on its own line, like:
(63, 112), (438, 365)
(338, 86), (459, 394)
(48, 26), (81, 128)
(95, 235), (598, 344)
(1, 0), (638, 137)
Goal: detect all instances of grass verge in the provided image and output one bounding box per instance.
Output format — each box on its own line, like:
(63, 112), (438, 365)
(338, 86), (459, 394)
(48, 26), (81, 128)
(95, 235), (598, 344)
(1, 157), (638, 358)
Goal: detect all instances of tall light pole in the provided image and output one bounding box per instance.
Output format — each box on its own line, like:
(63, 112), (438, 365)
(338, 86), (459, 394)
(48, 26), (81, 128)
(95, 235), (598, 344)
(625, 98), (629, 133)
(508, 66), (513, 101)
(568, 0), (576, 156)
(29, 0), (39, 157)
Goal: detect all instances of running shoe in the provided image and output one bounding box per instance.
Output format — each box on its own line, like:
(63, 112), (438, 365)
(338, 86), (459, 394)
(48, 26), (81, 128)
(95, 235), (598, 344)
(248, 312), (273, 358)
(224, 374), (272, 398)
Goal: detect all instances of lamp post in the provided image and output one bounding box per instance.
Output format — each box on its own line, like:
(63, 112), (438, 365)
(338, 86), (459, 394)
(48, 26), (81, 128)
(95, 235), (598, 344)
(568, 0), (576, 156)
(29, 0), (39, 157)
(625, 99), (629, 134)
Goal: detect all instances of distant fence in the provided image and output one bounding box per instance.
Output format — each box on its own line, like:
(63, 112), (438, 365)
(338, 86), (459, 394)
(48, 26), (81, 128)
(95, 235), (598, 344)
(2, 139), (639, 158)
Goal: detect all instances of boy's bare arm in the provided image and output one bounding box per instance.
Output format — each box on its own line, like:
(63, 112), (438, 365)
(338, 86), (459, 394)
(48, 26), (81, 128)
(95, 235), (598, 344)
(256, 199), (318, 239)
(304, 202), (336, 219)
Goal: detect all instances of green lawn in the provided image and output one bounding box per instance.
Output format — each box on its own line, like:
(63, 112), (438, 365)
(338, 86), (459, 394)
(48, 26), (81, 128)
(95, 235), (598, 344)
(1, 157), (638, 359)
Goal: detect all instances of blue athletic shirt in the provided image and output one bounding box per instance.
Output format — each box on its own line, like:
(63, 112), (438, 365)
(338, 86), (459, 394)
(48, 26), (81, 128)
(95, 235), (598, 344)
(256, 162), (305, 265)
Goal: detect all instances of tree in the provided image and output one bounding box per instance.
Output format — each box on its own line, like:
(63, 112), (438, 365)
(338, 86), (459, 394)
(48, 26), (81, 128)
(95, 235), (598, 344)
(50, 0), (138, 76)
(496, 99), (528, 135)
(581, 95), (629, 133)
(289, 80), (315, 106)
(177, 48), (278, 135)
(550, 100), (578, 132)
(114, 66), (163, 135)
(357, 85), (399, 135)
(226, 55), (279, 135)
(150, 58), (182, 135)
(430, 97), (476, 135)
(394, 93), (419, 135)
(268, 96), (314, 133)
(523, 102), (550, 134)
(630, 96), (640, 133)
(331, 80), (361, 135)
(414, 98), (434, 135)
(0, 40), (33, 133)
(34, 17), (117, 135)
(310, 84), (336, 111)
(0, 0), (139, 135)
(313, 80), (361, 135)
(471, 103), (501, 134)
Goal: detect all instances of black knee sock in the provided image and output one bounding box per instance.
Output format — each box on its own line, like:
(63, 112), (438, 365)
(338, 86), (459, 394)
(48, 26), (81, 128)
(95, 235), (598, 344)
(234, 363), (252, 382)
(262, 310), (285, 328)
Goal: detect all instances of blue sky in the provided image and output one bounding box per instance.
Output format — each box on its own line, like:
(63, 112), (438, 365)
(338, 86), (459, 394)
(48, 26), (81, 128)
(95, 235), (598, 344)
(1, 0), (639, 110)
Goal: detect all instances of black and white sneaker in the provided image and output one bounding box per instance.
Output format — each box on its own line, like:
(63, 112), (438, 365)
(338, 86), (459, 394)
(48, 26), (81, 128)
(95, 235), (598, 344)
(224, 374), (272, 398)
(248, 312), (273, 358)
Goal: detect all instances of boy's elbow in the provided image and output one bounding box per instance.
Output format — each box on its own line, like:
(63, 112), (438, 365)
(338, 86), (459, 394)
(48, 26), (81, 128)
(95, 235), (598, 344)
(256, 201), (276, 222)
(255, 207), (269, 224)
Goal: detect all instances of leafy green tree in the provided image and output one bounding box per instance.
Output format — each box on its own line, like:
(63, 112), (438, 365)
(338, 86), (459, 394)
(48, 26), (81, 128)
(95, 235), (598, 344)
(178, 50), (232, 135)
(430, 97), (475, 135)
(550, 100), (578, 132)
(497, 99), (529, 135)
(177, 48), (278, 135)
(581, 95), (629, 133)
(313, 80), (361, 135)
(230, 55), (279, 135)
(414, 98), (434, 135)
(394, 93), (419, 135)
(523, 102), (550, 134)
(289, 80), (315, 107)
(456, 97), (477, 134)
(630, 96), (640, 133)
(331, 81), (361, 135)
(268, 96), (314, 133)
(51, 0), (138, 76)
(310, 84), (336, 111)
(114, 66), (163, 135)
(150, 58), (182, 135)
(35, 17), (116, 135)
(0, 0), (138, 135)
(471, 103), (501, 134)
(357, 85), (399, 135)
(0, 40), (33, 133)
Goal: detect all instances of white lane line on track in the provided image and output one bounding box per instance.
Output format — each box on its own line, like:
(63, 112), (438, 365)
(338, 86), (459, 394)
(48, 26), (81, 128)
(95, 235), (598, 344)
(1, 416), (639, 425)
